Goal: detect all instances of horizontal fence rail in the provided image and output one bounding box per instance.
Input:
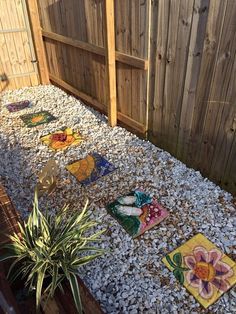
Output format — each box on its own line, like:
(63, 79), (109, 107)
(34, 0), (236, 195)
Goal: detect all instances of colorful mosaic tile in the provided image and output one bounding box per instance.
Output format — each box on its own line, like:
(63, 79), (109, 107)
(66, 153), (116, 185)
(163, 233), (236, 308)
(40, 127), (83, 151)
(6, 100), (32, 112)
(36, 159), (59, 197)
(106, 190), (169, 238)
(20, 111), (56, 127)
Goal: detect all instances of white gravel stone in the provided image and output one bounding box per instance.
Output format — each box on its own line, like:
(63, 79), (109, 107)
(0, 85), (236, 314)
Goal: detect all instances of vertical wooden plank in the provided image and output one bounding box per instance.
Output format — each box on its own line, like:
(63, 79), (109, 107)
(161, 0), (181, 154)
(139, 0), (151, 129)
(130, 0), (140, 122)
(166, 0), (194, 154)
(176, 0), (209, 161)
(26, 0), (49, 84)
(184, 0), (227, 168)
(115, 1), (132, 118)
(104, 0), (117, 126)
(199, 0), (236, 174)
(148, 0), (158, 133)
(149, 0), (170, 146)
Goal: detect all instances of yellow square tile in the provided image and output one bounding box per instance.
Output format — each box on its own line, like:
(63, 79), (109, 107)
(41, 127), (83, 151)
(163, 233), (236, 308)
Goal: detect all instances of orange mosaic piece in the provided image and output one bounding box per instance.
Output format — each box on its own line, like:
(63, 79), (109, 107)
(41, 128), (83, 151)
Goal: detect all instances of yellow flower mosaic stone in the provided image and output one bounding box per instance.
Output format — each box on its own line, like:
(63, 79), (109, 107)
(163, 233), (236, 308)
(41, 127), (83, 151)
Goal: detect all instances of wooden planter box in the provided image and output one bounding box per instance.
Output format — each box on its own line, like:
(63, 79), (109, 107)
(0, 184), (103, 314)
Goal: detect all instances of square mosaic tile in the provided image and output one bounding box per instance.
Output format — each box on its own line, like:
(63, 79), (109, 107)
(6, 100), (32, 112)
(163, 233), (236, 308)
(20, 111), (56, 127)
(41, 127), (83, 151)
(106, 190), (169, 238)
(66, 152), (116, 185)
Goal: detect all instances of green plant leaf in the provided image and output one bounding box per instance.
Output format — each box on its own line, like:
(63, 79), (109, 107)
(173, 269), (184, 285)
(36, 263), (47, 310)
(173, 252), (182, 267)
(1, 194), (104, 312)
(165, 255), (177, 268)
(50, 264), (59, 297)
(68, 273), (82, 314)
(7, 253), (28, 279)
(71, 253), (103, 267)
(0, 251), (18, 262)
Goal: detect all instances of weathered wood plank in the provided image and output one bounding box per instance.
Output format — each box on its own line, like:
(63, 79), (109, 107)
(104, 0), (117, 126)
(198, 0), (236, 176)
(177, 0), (209, 161)
(42, 30), (148, 70)
(149, 0), (170, 147)
(26, 0), (49, 84)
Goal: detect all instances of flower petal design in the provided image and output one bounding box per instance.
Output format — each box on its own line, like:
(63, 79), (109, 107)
(214, 261), (233, 279)
(193, 246), (208, 263)
(185, 270), (201, 288)
(211, 278), (230, 292)
(199, 280), (214, 299)
(184, 255), (196, 270)
(208, 249), (222, 266)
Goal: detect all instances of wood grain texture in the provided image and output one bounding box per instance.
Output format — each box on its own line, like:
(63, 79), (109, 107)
(38, 0), (150, 129)
(36, 0), (236, 194)
(26, 0), (49, 84)
(149, 0), (236, 194)
(0, 0), (40, 90)
(104, 0), (117, 126)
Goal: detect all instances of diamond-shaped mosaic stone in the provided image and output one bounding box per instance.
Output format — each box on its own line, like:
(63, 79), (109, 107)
(41, 127), (83, 151)
(66, 153), (116, 185)
(20, 111), (56, 127)
(163, 233), (236, 308)
(106, 190), (169, 238)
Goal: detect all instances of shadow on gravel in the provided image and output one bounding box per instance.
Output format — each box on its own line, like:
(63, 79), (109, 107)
(0, 133), (36, 217)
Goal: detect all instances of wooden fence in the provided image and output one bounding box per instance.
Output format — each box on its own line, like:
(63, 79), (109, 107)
(1, 0), (235, 195)
(0, 0), (49, 91)
(37, 0), (150, 133)
(148, 0), (236, 194)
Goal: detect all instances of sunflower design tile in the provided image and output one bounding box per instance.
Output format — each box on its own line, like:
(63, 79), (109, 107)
(6, 100), (32, 112)
(41, 127), (83, 151)
(106, 191), (169, 238)
(163, 233), (236, 308)
(66, 153), (116, 185)
(20, 111), (56, 127)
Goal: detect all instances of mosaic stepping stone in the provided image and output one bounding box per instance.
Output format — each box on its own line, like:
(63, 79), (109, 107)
(6, 100), (32, 112)
(36, 159), (59, 197)
(41, 127), (83, 151)
(20, 111), (56, 127)
(106, 190), (169, 238)
(163, 233), (236, 308)
(66, 153), (116, 185)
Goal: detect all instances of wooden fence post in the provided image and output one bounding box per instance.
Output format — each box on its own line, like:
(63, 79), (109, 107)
(104, 0), (117, 127)
(26, 0), (49, 84)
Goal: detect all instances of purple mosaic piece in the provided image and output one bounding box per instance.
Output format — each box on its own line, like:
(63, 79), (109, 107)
(6, 100), (32, 112)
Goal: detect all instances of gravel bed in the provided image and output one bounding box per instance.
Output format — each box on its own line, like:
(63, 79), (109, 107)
(0, 85), (236, 314)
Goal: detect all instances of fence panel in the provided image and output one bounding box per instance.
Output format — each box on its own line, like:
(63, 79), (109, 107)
(149, 0), (236, 194)
(38, 0), (150, 133)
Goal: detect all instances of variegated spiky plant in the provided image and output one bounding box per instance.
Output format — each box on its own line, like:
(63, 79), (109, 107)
(0, 192), (105, 313)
